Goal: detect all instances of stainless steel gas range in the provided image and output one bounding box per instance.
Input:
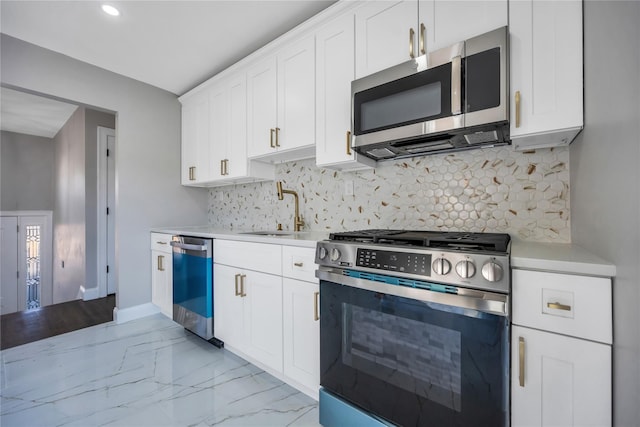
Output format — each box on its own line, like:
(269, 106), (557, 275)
(315, 229), (511, 427)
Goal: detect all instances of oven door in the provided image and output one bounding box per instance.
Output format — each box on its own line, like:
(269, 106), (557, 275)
(318, 269), (509, 427)
(351, 42), (464, 151)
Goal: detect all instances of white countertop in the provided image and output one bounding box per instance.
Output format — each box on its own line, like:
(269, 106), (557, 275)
(151, 225), (330, 249)
(511, 238), (616, 277)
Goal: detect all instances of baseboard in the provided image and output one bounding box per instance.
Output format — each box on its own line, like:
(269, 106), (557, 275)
(79, 285), (100, 301)
(113, 303), (160, 324)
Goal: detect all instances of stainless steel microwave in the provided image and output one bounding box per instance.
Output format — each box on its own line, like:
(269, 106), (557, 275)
(351, 26), (509, 161)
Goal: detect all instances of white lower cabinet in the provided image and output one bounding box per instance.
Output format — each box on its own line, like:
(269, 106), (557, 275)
(214, 239), (319, 398)
(511, 326), (611, 427)
(151, 233), (172, 318)
(282, 277), (320, 397)
(511, 268), (612, 426)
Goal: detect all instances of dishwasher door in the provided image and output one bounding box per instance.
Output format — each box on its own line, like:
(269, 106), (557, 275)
(171, 236), (213, 340)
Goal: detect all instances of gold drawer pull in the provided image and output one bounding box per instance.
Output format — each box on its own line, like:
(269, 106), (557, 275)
(234, 274), (242, 296)
(275, 127), (280, 147)
(409, 27), (415, 59)
(547, 301), (571, 311)
(314, 291), (320, 321)
(156, 241), (167, 245)
(270, 128), (276, 148)
(515, 91), (521, 128)
(346, 130), (352, 156)
(294, 262), (304, 267)
(157, 255), (165, 271)
(519, 336), (525, 387)
(240, 274), (247, 297)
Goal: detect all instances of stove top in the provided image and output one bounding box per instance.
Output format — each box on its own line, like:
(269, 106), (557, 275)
(328, 229), (510, 253)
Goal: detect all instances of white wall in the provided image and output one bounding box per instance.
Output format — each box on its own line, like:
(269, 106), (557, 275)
(0, 130), (55, 211)
(1, 34), (209, 310)
(571, 2), (640, 424)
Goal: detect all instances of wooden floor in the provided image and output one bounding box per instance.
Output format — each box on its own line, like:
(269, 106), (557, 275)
(0, 294), (116, 350)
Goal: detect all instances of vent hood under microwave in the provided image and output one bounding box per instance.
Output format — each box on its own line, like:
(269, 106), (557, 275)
(351, 26), (509, 162)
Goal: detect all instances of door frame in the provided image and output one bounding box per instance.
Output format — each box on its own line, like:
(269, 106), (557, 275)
(97, 126), (116, 298)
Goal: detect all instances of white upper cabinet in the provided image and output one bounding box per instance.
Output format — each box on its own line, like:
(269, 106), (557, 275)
(181, 90), (211, 185)
(247, 35), (316, 162)
(510, 0), (583, 150)
(315, 12), (374, 171)
(355, 0), (507, 79)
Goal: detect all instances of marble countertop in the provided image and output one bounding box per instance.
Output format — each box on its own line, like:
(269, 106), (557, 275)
(152, 226), (616, 277)
(151, 225), (330, 249)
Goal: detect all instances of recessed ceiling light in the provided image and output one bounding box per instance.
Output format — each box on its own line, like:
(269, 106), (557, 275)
(101, 4), (120, 16)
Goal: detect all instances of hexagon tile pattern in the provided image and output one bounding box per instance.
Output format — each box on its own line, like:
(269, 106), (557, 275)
(208, 146), (570, 243)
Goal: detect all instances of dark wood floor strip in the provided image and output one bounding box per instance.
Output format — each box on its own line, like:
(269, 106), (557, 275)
(0, 294), (116, 350)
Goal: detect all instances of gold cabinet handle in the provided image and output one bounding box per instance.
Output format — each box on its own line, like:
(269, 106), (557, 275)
(419, 23), (426, 55)
(240, 274), (247, 297)
(314, 291), (320, 321)
(224, 159), (229, 176)
(346, 130), (352, 156)
(189, 166), (196, 181)
(234, 273), (242, 296)
(156, 241), (167, 245)
(157, 255), (164, 271)
(270, 128), (276, 148)
(275, 127), (280, 147)
(519, 336), (525, 387)
(515, 91), (521, 128)
(409, 27), (415, 59)
(220, 160), (225, 176)
(294, 262), (303, 267)
(547, 301), (572, 311)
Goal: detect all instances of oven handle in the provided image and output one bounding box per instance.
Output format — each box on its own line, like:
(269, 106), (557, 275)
(316, 268), (509, 317)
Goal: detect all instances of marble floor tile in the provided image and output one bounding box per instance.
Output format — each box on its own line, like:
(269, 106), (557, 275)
(0, 314), (320, 427)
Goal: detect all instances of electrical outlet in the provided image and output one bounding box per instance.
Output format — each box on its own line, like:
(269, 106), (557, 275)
(345, 180), (354, 196)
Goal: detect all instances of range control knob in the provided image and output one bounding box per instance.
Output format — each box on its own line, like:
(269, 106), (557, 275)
(455, 260), (476, 279)
(330, 248), (341, 262)
(481, 260), (504, 282)
(432, 258), (452, 275)
(318, 246), (327, 260)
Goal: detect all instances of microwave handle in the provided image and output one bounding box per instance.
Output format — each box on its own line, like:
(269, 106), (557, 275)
(451, 55), (462, 115)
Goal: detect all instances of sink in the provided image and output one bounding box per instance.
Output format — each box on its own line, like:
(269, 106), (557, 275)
(239, 230), (294, 237)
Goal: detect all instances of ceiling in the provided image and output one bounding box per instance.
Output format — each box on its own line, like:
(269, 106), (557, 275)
(0, 1), (336, 137)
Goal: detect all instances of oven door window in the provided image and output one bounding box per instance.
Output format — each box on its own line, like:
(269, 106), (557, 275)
(353, 63), (453, 135)
(320, 280), (509, 427)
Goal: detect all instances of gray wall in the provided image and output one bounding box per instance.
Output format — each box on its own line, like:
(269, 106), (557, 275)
(53, 107), (86, 303)
(571, 2), (640, 424)
(1, 34), (209, 311)
(84, 109), (116, 293)
(0, 130), (55, 211)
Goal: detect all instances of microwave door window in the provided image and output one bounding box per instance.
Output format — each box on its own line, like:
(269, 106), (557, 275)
(360, 82), (441, 132)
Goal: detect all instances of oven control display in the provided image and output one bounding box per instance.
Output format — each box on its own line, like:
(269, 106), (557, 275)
(356, 249), (431, 276)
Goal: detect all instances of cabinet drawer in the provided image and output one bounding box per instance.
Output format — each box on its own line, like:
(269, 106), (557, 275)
(150, 232), (172, 253)
(512, 269), (612, 344)
(282, 246), (317, 283)
(214, 239), (282, 275)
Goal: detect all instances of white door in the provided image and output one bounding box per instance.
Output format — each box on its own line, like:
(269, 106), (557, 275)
(209, 82), (229, 180)
(355, 0), (418, 78)
(0, 216), (18, 315)
(213, 264), (246, 349)
(98, 127), (116, 297)
(283, 278), (320, 392)
(227, 74), (248, 179)
(247, 56), (277, 158)
(511, 326), (612, 427)
(181, 92), (210, 184)
(277, 35), (316, 153)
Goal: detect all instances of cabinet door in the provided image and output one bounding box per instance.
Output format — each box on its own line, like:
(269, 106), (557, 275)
(283, 278), (320, 393)
(247, 56), (277, 158)
(277, 35), (316, 153)
(316, 13), (373, 171)
(511, 326), (611, 427)
(422, 0), (507, 52)
(181, 91), (210, 185)
(209, 82), (229, 180)
(510, 0), (583, 145)
(244, 270), (283, 372)
(213, 264), (246, 349)
(226, 74), (248, 179)
(151, 249), (172, 318)
(355, 0), (418, 78)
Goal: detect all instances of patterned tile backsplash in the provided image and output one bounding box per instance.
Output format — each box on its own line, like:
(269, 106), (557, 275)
(208, 146), (570, 242)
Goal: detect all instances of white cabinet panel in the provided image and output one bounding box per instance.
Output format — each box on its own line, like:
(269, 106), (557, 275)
(150, 233), (172, 318)
(283, 277), (320, 395)
(247, 56), (278, 158)
(510, 0), (583, 150)
(181, 91), (211, 185)
(511, 326), (611, 427)
(213, 263), (246, 348)
(214, 239), (281, 276)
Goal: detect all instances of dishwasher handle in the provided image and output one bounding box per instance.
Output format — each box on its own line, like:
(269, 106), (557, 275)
(170, 241), (208, 252)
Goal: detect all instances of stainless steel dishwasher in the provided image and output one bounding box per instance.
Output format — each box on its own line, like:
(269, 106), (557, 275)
(170, 235), (220, 344)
